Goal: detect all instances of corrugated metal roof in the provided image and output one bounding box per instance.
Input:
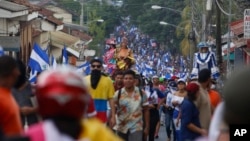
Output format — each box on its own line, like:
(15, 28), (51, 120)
(71, 30), (92, 41)
(230, 20), (244, 36)
(0, 36), (20, 51)
(39, 8), (63, 25)
(10, 0), (40, 12)
(0, 1), (28, 12)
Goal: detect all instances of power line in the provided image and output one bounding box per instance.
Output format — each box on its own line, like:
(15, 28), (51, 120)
(215, 0), (235, 16)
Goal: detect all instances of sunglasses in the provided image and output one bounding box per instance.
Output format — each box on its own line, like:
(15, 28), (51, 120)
(91, 65), (101, 68)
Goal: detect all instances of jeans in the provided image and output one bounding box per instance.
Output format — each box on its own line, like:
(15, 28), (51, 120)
(165, 111), (176, 141)
(173, 109), (181, 141)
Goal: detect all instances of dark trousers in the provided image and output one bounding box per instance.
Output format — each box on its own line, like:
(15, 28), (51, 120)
(117, 130), (143, 141)
(148, 108), (160, 141)
(165, 111), (176, 141)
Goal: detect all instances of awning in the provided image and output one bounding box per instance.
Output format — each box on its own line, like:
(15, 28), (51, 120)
(50, 31), (81, 57)
(0, 36), (20, 52)
(230, 20), (244, 36)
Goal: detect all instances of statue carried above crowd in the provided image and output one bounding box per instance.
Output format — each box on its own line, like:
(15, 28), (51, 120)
(115, 37), (135, 70)
(103, 38), (117, 74)
(191, 42), (219, 80)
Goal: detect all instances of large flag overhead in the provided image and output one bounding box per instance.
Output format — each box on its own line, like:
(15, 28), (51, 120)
(62, 45), (68, 65)
(28, 43), (50, 83)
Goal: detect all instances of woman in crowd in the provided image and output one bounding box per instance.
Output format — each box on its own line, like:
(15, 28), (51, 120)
(146, 76), (165, 141)
(12, 60), (39, 129)
(172, 79), (187, 141)
(163, 80), (178, 141)
(180, 83), (207, 141)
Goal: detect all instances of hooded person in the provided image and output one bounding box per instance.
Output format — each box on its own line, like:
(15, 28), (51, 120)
(84, 58), (116, 124)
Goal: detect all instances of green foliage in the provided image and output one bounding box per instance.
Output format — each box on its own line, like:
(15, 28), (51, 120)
(55, 0), (81, 17)
(130, 0), (186, 54)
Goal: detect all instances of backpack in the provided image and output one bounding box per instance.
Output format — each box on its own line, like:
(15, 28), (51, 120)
(117, 88), (143, 107)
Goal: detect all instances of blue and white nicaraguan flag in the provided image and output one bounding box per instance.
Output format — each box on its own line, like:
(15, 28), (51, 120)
(62, 45), (68, 65)
(51, 55), (57, 69)
(77, 61), (91, 75)
(28, 43), (50, 83)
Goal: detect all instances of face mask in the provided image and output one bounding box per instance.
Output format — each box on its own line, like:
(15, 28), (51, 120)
(90, 70), (102, 89)
(91, 69), (101, 75)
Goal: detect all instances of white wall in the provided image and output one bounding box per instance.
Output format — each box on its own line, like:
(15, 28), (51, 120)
(0, 18), (7, 35)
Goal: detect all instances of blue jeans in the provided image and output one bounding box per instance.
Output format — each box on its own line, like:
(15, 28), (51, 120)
(165, 111), (176, 141)
(173, 109), (181, 141)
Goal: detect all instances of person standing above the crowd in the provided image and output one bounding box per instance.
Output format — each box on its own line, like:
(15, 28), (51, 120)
(172, 78), (187, 141)
(0, 56), (22, 136)
(115, 37), (135, 70)
(112, 70), (149, 141)
(147, 76), (165, 141)
(194, 69), (212, 130)
(12, 60), (39, 129)
(85, 58), (115, 124)
(191, 42), (219, 80)
(180, 83), (207, 141)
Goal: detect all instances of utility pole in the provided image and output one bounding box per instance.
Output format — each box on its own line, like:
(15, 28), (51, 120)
(188, 0), (196, 73)
(80, 0), (84, 26)
(201, 0), (206, 42)
(226, 0), (232, 78)
(216, 0), (223, 76)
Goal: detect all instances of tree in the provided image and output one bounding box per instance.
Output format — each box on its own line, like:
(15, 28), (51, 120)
(135, 0), (186, 55)
(87, 3), (106, 57)
(55, 0), (81, 23)
(234, 0), (250, 13)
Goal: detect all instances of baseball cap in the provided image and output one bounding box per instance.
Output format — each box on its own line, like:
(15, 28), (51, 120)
(177, 78), (186, 84)
(190, 75), (198, 80)
(152, 75), (159, 79)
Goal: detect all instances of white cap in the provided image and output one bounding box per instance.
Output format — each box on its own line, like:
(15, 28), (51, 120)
(190, 75), (198, 80)
(177, 78), (186, 83)
(152, 75), (159, 79)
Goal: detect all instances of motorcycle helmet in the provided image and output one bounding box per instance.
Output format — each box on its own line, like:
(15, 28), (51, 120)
(36, 65), (90, 120)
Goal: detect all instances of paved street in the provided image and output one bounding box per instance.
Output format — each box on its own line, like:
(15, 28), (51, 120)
(155, 125), (167, 141)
